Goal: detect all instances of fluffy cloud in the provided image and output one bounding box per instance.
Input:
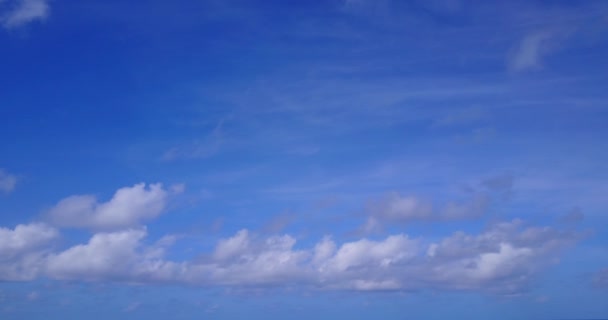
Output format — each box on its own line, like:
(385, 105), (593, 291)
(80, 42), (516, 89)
(0, 223), (59, 281)
(191, 230), (310, 286)
(48, 183), (178, 230)
(0, 216), (582, 294)
(203, 220), (576, 292)
(1, 0), (49, 29)
(0, 169), (17, 194)
(424, 220), (579, 293)
(45, 228), (179, 282)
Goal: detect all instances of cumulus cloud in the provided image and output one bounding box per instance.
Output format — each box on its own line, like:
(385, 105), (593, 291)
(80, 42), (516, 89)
(424, 220), (580, 293)
(0, 169), (17, 194)
(1, 0), (49, 29)
(193, 230), (310, 286)
(46, 228), (179, 282)
(36, 219), (580, 293)
(48, 183), (179, 230)
(0, 223), (59, 281)
(0, 215), (582, 294)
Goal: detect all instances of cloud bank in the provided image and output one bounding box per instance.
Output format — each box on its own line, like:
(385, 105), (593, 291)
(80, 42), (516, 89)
(0, 182), (584, 295)
(0, 220), (580, 294)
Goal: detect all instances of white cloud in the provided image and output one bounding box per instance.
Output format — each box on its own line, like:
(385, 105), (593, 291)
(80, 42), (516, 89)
(0, 169), (17, 194)
(320, 235), (417, 273)
(196, 230), (310, 286)
(183, 220), (576, 293)
(424, 220), (579, 293)
(46, 229), (147, 281)
(0, 223), (59, 281)
(48, 183), (179, 230)
(1, 0), (49, 29)
(0, 218), (582, 294)
(46, 228), (179, 282)
(0, 223), (58, 257)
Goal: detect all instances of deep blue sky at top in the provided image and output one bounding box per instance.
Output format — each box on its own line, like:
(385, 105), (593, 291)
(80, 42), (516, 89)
(1, 0), (608, 319)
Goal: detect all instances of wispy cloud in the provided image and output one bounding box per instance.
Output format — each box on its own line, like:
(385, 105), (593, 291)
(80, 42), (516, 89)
(508, 31), (561, 72)
(359, 174), (514, 234)
(1, 0), (49, 29)
(0, 169), (17, 194)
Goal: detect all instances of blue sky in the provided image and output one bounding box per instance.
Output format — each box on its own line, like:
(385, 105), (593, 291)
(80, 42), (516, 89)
(1, 0), (608, 319)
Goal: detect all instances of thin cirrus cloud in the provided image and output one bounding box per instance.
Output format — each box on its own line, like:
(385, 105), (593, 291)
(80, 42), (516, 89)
(47, 183), (181, 230)
(0, 169), (18, 194)
(508, 31), (558, 72)
(0, 0), (49, 29)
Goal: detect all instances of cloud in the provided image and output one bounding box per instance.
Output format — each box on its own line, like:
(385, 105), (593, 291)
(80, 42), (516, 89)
(0, 169), (17, 194)
(196, 230), (310, 286)
(37, 218), (578, 294)
(424, 219), (580, 293)
(47, 183), (180, 230)
(313, 235), (419, 290)
(508, 30), (570, 72)
(362, 193), (433, 233)
(0, 223), (59, 281)
(46, 228), (179, 283)
(0, 213), (582, 295)
(1, 0), (49, 29)
(361, 175), (513, 232)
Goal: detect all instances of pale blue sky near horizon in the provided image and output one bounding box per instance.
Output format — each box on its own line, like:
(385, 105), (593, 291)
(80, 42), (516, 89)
(1, 0), (608, 319)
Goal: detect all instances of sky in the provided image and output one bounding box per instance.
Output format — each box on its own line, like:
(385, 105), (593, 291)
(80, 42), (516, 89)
(1, 0), (608, 319)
